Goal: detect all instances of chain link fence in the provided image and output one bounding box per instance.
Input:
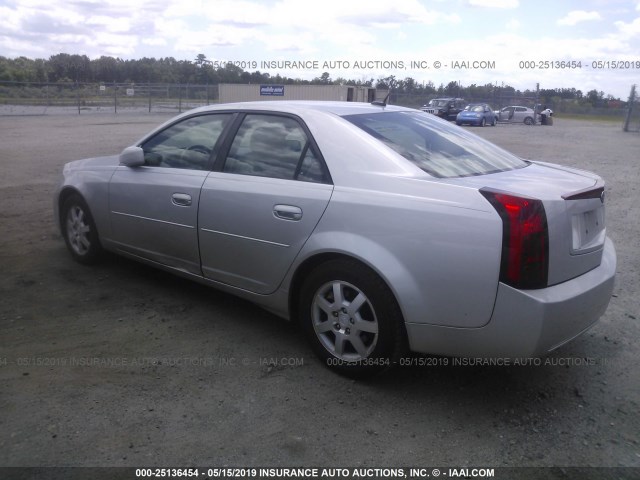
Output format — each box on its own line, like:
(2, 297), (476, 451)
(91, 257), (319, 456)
(0, 81), (632, 126)
(0, 81), (219, 115)
(392, 91), (628, 118)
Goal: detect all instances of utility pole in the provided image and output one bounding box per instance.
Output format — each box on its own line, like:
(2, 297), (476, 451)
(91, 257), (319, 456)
(623, 84), (636, 132)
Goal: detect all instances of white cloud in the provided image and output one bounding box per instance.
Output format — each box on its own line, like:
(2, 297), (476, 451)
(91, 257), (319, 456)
(87, 15), (132, 33)
(557, 11), (602, 26)
(0, 6), (21, 32)
(168, 0), (271, 26)
(256, 32), (317, 54)
(468, 0), (519, 8)
(142, 37), (167, 47)
(506, 18), (520, 30)
(615, 17), (640, 37)
(170, 25), (257, 53)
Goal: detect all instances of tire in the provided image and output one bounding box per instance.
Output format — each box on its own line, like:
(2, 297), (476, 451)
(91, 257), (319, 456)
(299, 259), (406, 378)
(491, 116), (496, 126)
(456, 122), (462, 126)
(61, 194), (103, 264)
(479, 118), (486, 127)
(524, 116), (534, 125)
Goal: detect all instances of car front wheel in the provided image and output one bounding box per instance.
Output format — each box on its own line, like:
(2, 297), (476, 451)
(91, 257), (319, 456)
(524, 116), (534, 125)
(299, 259), (406, 378)
(61, 194), (103, 264)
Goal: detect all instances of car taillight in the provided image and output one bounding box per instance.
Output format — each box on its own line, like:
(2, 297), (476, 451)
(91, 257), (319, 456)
(480, 188), (549, 289)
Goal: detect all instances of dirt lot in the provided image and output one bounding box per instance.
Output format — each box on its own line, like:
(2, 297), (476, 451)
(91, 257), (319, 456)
(0, 112), (638, 472)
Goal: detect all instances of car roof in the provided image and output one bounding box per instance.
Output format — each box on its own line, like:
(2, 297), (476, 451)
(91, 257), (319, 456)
(186, 100), (414, 117)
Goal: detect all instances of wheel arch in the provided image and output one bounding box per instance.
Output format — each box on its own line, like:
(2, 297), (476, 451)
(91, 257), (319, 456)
(288, 250), (409, 335)
(289, 251), (411, 360)
(58, 187), (105, 263)
(57, 186), (85, 230)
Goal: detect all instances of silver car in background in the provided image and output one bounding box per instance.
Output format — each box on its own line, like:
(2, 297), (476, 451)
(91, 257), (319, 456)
(55, 101), (616, 377)
(496, 105), (536, 125)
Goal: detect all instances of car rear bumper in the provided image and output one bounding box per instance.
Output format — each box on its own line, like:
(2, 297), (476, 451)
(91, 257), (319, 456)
(405, 237), (616, 358)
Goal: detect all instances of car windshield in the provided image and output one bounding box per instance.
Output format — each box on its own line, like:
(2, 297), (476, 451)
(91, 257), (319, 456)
(342, 111), (528, 178)
(429, 100), (449, 107)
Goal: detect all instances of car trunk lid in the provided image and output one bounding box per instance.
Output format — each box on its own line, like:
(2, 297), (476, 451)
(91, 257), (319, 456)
(446, 162), (607, 287)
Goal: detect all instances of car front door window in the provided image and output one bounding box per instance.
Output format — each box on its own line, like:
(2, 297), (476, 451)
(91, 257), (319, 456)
(142, 114), (232, 170)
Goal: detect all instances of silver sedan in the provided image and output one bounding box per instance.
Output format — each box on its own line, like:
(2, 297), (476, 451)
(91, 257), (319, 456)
(55, 101), (616, 377)
(496, 105), (536, 125)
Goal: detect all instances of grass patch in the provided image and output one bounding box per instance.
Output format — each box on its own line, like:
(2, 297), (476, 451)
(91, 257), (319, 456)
(556, 112), (626, 123)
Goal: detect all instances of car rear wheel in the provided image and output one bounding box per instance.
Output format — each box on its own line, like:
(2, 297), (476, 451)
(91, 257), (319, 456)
(524, 116), (534, 125)
(61, 194), (103, 264)
(299, 259), (406, 378)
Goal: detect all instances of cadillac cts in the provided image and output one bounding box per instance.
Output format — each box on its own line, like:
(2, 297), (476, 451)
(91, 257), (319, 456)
(54, 101), (616, 376)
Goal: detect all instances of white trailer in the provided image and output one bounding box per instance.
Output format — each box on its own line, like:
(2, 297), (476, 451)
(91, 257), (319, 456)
(218, 84), (387, 103)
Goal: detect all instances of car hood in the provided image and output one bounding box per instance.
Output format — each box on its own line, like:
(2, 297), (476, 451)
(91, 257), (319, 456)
(65, 155), (120, 170)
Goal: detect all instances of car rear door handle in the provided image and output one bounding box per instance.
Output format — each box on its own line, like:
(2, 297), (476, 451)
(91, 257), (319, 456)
(274, 204), (302, 221)
(172, 193), (192, 206)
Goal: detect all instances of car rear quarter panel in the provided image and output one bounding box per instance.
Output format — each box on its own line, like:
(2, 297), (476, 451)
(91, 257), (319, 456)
(289, 110), (505, 328)
(295, 180), (503, 329)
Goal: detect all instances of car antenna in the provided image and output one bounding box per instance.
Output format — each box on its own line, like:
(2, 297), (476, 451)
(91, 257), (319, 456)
(371, 91), (391, 107)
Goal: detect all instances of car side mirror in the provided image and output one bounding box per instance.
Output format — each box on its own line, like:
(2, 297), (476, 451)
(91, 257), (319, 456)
(119, 146), (145, 167)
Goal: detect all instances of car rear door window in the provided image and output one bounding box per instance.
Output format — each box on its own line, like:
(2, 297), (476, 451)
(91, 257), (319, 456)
(142, 114), (232, 170)
(223, 114), (328, 183)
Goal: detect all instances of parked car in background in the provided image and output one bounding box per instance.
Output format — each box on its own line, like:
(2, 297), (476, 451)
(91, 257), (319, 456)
(55, 101), (616, 377)
(456, 103), (497, 127)
(495, 106), (536, 125)
(421, 97), (466, 121)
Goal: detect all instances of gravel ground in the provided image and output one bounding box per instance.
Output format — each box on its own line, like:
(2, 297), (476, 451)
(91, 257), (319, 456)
(0, 112), (638, 474)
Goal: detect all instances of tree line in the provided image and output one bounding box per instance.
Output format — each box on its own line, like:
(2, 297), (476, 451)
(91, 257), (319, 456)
(0, 53), (624, 108)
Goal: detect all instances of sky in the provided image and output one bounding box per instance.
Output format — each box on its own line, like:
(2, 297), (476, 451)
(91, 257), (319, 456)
(1, 0), (639, 98)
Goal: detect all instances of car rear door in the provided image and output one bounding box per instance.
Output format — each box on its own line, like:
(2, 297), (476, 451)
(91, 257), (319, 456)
(514, 107), (528, 122)
(108, 113), (234, 275)
(198, 112), (333, 294)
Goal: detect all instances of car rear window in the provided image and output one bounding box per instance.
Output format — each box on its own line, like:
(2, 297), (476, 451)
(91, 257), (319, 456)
(343, 111), (528, 178)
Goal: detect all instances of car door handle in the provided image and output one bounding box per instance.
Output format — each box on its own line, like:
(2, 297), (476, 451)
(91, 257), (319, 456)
(172, 193), (192, 207)
(273, 205), (302, 221)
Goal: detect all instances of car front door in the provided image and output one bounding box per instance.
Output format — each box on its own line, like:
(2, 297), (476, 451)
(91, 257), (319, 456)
(108, 113), (234, 275)
(499, 107), (514, 122)
(198, 113), (333, 294)
(483, 105), (492, 123)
